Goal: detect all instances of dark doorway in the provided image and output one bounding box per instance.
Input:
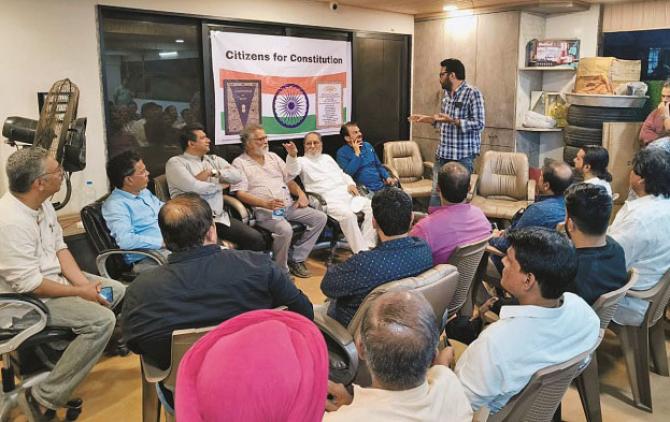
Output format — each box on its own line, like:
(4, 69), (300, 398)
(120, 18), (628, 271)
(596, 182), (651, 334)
(352, 32), (411, 150)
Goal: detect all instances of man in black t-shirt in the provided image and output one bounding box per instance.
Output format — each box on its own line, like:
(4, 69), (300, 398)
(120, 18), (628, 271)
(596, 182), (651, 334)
(121, 193), (313, 370)
(564, 183), (627, 304)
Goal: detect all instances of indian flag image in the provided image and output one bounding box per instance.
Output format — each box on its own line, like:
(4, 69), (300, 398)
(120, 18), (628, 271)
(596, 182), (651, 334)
(219, 69), (348, 135)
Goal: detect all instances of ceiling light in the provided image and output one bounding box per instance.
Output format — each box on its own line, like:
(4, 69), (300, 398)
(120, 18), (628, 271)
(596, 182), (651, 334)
(175, 39), (184, 43)
(443, 5), (459, 12)
(159, 51), (178, 58)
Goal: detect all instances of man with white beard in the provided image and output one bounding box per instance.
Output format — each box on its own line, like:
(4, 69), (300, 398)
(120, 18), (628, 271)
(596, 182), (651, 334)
(284, 132), (376, 253)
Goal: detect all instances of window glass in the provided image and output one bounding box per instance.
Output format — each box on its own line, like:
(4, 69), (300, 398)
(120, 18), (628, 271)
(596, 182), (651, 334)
(100, 12), (203, 176)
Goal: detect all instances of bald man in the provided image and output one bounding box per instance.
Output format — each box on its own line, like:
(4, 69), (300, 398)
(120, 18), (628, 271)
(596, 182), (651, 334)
(489, 159), (574, 274)
(325, 290), (472, 422)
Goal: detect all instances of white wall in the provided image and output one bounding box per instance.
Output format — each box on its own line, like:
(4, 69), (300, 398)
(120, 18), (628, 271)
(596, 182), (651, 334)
(545, 4), (601, 59)
(0, 0), (413, 213)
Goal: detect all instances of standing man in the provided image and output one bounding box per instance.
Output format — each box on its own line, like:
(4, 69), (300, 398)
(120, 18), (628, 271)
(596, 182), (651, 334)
(409, 58), (485, 208)
(336, 122), (397, 194)
(231, 124), (327, 278)
(0, 148), (125, 419)
(165, 124), (265, 251)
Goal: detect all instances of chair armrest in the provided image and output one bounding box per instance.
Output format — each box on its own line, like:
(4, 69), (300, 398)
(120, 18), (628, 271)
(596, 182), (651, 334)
(527, 179), (536, 203)
(0, 294), (49, 353)
(141, 356), (170, 384)
(313, 305), (359, 383)
(224, 194), (251, 225)
(467, 174), (479, 203)
(423, 161), (434, 179)
(626, 283), (663, 301)
(383, 164), (400, 180)
(485, 245), (505, 257)
(95, 249), (167, 279)
(306, 191), (328, 213)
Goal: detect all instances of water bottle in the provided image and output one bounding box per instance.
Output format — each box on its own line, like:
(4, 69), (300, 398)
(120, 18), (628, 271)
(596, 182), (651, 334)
(83, 180), (97, 206)
(271, 186), (289, 220)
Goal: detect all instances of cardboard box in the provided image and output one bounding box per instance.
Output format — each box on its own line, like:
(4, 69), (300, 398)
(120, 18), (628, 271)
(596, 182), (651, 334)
(575, 57), (641, 94)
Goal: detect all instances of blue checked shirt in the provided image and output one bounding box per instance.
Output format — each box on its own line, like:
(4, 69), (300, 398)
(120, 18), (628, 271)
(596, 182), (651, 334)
(436, 81), (485, 160)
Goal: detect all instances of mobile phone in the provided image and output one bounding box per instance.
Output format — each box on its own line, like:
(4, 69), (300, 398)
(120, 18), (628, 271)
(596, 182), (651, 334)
(99, 286), (113, 303)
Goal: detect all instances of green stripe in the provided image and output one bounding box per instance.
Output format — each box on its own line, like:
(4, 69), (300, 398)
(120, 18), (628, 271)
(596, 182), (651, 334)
(220, 107), (348, 135)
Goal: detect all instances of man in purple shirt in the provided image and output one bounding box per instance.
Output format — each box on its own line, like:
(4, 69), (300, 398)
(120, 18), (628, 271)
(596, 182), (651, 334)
(411, 162), (491, 263)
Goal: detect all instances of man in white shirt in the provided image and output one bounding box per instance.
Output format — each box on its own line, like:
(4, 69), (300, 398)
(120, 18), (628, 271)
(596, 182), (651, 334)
(325, 290), (472, 422)
(608, 147), (670, 326)
(166, 124), (265, 251)
(0, 148), (126, 419)
(231, 124), (327, 278)
(284, 132), (376, 253)
(454, 227), (600, 414)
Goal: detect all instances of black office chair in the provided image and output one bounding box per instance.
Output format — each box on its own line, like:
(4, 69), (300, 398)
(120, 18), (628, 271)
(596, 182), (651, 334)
(80, 197), (167, 282)
(0, 294), (83, 420)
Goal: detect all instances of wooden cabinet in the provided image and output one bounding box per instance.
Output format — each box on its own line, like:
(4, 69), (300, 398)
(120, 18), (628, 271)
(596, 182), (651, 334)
(475, 12), (519, 130)
(413, 12), (519, 163)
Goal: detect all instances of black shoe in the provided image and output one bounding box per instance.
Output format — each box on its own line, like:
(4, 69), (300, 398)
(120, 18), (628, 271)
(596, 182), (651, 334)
(288, 261), (312, 278)
(19, 388), (53, 422)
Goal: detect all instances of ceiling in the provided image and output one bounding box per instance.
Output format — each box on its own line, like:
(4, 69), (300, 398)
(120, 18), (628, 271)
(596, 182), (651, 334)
(313, 0), (640, 17)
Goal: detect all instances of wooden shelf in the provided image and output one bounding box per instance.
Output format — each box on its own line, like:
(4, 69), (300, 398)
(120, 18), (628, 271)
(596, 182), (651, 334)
(516, 127), (563, 132)
(519, 66), (575, 71)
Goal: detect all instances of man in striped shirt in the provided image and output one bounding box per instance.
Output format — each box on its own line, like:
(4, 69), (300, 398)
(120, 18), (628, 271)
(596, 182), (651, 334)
(410, 58), (485, 208)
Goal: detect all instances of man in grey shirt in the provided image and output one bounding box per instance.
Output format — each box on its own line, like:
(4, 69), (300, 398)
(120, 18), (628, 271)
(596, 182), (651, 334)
(166, 124), (265, 251)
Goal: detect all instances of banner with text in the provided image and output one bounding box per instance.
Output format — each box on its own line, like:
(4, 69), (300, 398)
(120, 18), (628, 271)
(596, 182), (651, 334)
(211, 31), (352, 144)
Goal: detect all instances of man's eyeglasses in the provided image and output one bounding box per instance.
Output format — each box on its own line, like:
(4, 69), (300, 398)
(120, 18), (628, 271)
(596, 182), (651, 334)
(38, 166), (64, 179)
(126, 169), (149, 177)
(439, 71), (449, 77)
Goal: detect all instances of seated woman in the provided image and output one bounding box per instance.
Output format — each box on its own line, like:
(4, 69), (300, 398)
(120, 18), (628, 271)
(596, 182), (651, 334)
(573, 145), (613, 196)
(176, 309), (328, 422)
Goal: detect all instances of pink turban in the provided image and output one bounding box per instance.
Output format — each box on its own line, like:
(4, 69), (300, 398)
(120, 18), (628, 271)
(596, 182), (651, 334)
(176, 309), (328, 422)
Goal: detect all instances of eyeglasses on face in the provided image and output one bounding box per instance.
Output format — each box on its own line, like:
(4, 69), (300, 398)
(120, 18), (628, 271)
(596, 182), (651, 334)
(38, 165), (64, 179)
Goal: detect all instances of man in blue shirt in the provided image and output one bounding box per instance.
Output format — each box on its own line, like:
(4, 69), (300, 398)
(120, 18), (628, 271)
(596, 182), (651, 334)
(409, 58), (485, 208)
(489, 159), (573, 275)
(321, 187), (433, 327)
(336, 122), (397, 193)
(102, 151), (166, 271)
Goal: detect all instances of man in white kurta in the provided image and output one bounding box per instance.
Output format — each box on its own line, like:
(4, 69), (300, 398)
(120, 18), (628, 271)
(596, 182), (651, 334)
(285, 132), (376, 253)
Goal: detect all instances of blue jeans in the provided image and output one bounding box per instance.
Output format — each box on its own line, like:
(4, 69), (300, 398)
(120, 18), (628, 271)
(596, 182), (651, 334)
(429, 156), (475, 209)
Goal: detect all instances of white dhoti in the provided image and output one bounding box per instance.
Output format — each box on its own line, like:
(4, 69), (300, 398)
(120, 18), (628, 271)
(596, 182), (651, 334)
(286, 153), (378, 254)
(323, 192), (376, 254)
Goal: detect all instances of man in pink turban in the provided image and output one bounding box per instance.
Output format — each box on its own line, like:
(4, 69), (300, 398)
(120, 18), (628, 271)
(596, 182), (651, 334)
(176, 309), (329, 421)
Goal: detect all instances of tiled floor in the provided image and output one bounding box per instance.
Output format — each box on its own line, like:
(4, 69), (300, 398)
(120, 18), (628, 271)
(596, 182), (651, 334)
(10, 251), (670, 421)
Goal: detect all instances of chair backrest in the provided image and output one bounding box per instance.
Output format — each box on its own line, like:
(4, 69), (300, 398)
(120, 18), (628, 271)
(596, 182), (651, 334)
(478, 151), (529, 201)
(446, 235), (492, 315)
(153, 175), (170, 203)
(80, 197), (131, 279)
(592, 270), (639, 329)
(346, 264), (460, 336)
(163, 326), (217, 391)
(644, 267), (670, 327)
(488, 349), (592, 422)
(80, 197), (117, 254)
(383, 141), (423, 183)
